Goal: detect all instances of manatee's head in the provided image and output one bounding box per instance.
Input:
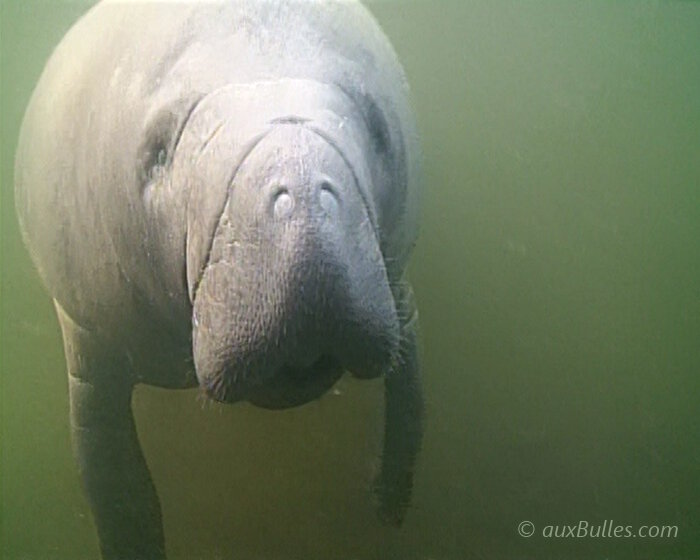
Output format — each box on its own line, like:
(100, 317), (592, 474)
(174, 81), (400, 409)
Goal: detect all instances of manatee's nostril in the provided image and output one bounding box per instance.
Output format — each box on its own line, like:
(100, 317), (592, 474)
(273, 188), (293, 219)
(319, 181), (338, 215)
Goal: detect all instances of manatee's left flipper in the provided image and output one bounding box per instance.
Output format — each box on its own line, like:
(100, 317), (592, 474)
(55, 302), (165, 560)
(374, 281), (424, 526)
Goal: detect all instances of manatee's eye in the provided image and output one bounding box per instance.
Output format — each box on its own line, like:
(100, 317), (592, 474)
(365, 97), (391, 155)
(138, 109), (179, 186)
(340, 86), (391, 156)
(137, 95), (205, 189)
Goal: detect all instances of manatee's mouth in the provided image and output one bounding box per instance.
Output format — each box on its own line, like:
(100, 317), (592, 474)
(203, 354), (345, 409)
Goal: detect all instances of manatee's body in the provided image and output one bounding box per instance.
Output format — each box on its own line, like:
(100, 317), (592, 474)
(15, 1), (423, 558)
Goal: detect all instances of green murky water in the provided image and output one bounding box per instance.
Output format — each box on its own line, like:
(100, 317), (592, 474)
(2, 1), (699, 559)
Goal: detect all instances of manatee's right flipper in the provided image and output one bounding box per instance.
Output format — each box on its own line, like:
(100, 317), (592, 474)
(374, 281), (424, 526)
(55, 302), (165, 560)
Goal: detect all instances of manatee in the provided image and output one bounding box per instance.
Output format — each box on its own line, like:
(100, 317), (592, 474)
(15, 1), (424, 558)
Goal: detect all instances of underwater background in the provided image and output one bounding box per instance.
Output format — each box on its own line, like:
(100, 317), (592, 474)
(2, 1), (698, 559)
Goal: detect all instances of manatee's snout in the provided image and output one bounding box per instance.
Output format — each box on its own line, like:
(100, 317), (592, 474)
(191, 123), (398, 409)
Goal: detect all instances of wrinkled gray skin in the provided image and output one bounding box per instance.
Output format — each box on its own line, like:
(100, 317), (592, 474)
(15, 1), (423, 558)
